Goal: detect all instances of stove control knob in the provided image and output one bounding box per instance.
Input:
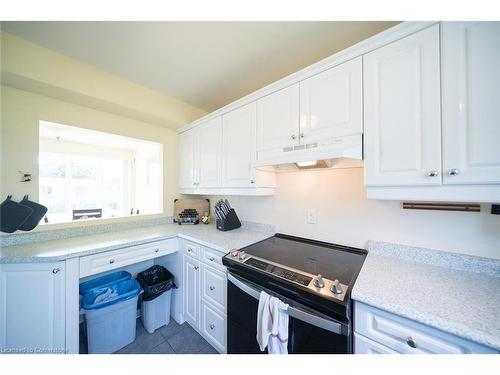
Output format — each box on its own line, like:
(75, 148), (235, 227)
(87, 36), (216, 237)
(313, 274), (325, 288)
(231, 250), (239, 257)
(238, 251), (247, 260)
(331, 279), (343, 294)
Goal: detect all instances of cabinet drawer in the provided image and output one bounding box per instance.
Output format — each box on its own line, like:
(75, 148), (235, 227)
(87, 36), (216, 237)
(80, 238), (177, 277)
(201, 247), (225, 270)
(183, 240), (200, 258)
(354, 333), (398, 354)
(201, 300), (226, 353)
(354, 302), (496, 354)
(201, 265), (226, 312)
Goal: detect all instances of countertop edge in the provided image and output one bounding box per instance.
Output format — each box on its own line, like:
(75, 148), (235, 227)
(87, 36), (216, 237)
(0, 228), (275, 264)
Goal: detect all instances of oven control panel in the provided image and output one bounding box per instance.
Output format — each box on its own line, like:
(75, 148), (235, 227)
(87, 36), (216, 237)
(245, 258), (312, 286)
(226, 250), (347, 302)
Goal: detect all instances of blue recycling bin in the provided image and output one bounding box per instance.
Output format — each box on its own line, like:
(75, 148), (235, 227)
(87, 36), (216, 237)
(82, 279), (142, 354)
(79, 270), (131, 295)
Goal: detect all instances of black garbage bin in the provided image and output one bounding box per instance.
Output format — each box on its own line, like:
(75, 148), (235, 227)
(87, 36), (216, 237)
(137, 266), (176, 333)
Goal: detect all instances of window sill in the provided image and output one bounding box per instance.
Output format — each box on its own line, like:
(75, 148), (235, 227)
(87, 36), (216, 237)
(35, 212), (166, 232)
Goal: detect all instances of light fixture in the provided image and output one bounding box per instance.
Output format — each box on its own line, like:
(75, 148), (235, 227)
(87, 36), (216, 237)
(296, 160), (317, 168)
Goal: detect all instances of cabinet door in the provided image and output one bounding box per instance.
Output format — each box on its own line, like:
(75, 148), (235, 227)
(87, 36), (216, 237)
(256, 84), (299, 152)
(201, 300), (226, 353)
(197, 117), (222, 188)
(441, 22), (500, 185)
(0, 262), (65, 353)
(299, 57), (362, 142)
(222, 102), (257, 188)
(183, 256), (200, 328)
(178, 128), (198, 189)
(364, 24), (442, 186)
(201, 264), (226, 313)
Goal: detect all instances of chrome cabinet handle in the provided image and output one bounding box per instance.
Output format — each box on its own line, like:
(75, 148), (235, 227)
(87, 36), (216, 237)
(406, 336), (417, 349)
(194, 266), (199, 270)
(210, 324), (215, 330)
(299, 133), (305, 138)
(448, 168), (460, 176)
(291, 134), (296, 140)
(250, 179), (255, 184)
(427, 170), (439, 177)
(209, 257), (215, 262)
(209, 286), (215, 291)
(52, 268), (60, 274)
(109, 259), (115, 264)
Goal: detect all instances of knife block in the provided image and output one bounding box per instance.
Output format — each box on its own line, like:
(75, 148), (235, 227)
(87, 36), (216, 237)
(216, 208), (241, 231)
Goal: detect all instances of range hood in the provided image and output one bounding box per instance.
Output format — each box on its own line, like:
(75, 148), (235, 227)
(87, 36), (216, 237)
(253, 134), (363, 171)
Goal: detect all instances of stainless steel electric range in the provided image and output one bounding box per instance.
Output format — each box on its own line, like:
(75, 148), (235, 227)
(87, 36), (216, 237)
(222, 233), (367, 354)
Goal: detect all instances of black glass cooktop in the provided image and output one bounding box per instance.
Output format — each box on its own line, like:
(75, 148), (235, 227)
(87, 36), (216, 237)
(240, 234), (367, 286)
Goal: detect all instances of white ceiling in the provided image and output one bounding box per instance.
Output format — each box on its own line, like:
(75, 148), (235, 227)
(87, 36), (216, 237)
(1, 21), (398, 112)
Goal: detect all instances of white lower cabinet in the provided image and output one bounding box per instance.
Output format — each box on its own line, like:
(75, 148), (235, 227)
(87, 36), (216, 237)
(201, 264), (226, 313)
(181, 240), (227, 353)
(183, 255), (201, 329)
(354, 333), (398, 354)
(354, 302), (497, 354)
(0, 262), (66, 353)
(201, 299), (226, 353)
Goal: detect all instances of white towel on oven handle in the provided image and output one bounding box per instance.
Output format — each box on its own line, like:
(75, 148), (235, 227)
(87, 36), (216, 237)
(256, 290), (289, 354)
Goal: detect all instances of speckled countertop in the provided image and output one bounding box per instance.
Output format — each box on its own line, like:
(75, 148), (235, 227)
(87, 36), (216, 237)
(0, 222), (274, 263)
(352, 241), (500, 351)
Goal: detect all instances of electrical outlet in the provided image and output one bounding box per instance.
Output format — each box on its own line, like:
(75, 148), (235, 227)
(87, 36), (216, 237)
(307, 208), (316, 224)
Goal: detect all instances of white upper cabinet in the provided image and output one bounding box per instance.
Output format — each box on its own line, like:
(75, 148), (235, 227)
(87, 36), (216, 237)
(179, 128), (197, 189)
(299, 57), (363, 143)
(179, 117), (222, 190)
(222, 102), (258, 188)
(256, 84), (300, 154)
(441, 22), (500, 185)
(364, 24), (442, 187)
(197, 117), (222, 188)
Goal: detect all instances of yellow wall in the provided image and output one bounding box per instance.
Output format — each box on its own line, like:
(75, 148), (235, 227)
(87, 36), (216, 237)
(0, 85), (178, 228)
(0, 31), (208, 230)
(0, 32), (207, 129)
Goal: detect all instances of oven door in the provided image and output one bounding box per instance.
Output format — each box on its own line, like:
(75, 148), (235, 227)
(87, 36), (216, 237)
(227, 272), (351, 354)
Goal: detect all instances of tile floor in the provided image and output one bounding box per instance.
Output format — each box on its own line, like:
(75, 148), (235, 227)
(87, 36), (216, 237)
(80, 318), (218, 354)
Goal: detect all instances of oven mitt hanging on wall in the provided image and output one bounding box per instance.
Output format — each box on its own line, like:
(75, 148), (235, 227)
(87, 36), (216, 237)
(18, 195), (48, 231)
(0, 195), (34, 233)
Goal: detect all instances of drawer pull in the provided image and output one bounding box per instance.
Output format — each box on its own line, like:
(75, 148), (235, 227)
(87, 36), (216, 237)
(194, 266), (199, 270)
(155, 249), (159, 253)
(109, 259), (115, 264)
(406, 336), (417, 349)
(209, 286), (215, 291)
(52, 268), (60, 274)
(187, 248), (193, 253)
(209, 257), (215, 262)
(209, 324), (215, 330)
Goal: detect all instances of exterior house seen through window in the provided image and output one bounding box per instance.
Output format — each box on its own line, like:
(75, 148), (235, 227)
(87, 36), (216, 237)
(39, 121), (163, 224)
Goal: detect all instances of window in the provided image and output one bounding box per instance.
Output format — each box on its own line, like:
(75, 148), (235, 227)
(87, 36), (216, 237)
(39, 121), (163, 224)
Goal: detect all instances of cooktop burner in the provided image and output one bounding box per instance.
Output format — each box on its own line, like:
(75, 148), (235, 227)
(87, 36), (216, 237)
(223, 233), (367, 306)
(239, 234), (366, 284)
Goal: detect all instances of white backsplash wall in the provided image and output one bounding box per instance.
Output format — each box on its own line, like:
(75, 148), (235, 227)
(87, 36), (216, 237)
(206, 168), (500, 259)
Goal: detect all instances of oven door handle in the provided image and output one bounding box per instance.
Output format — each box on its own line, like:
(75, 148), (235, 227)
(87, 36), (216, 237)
(228, 273), (348, 336)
